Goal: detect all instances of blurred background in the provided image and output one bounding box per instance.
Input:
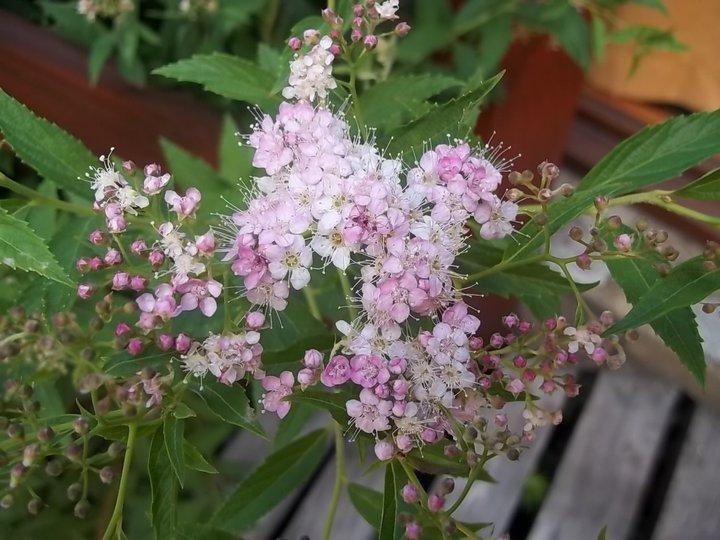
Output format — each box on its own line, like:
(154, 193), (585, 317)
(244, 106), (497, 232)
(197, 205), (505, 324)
(0, 0), (719, 538)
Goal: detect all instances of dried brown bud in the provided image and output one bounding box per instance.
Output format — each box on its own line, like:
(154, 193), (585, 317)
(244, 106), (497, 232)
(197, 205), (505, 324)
(636, 219), (648, 232)
(558, 183), (574, 197)
(506, 188), (524, 202)
(73, 417), (90, 436)
(27, 498), (42, 516)
(569, 226), (584, 242)
(606, 215), (623, 229)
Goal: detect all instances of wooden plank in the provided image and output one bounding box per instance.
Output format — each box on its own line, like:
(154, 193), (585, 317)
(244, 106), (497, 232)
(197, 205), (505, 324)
(528, 365), (678, 540)
(447, 390), (567, 535)
(279, 441), (381, 540)
(652, 406), (720, 540)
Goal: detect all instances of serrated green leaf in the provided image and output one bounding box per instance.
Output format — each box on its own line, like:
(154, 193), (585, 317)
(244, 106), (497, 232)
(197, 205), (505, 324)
(360, 74), (462, 131)
(0, 89), (96, 198)
(0, 207), (72, 286)
(675, 168), (720, 200)
(212, 429), (328, 532)
(504, 110), (720, 264)
(191, 379), (266, 438)
(183, 440), (218, 474)
(383, 72), (503, 157)
(153, 53), (278, 107)
(607, 257), (720, 343)
(348, 483), (383, 530)
(602, 226), (706, 384)
(163, 415), (186, 487)
(149, 429), (178, 540)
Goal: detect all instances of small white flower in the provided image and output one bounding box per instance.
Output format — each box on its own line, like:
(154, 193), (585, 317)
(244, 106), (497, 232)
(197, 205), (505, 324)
(282, 36), (337, 103)
(376, 0), (400, 19)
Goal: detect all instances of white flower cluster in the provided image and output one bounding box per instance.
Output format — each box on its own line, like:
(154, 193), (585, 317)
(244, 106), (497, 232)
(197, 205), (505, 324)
(77, 0), (134, 22)
(282, 36), (338, 103)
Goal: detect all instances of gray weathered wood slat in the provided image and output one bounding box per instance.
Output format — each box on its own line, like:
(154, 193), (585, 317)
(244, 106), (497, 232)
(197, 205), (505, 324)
(652, 406), (720, 540)
(528, 365), (678, 540)
(279, 441), (381, 540)
(447, 390), (567, 535)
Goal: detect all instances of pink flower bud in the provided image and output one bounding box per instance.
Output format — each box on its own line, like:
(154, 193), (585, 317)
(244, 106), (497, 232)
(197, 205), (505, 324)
(591, 347), (608, 365)
(88, 257), (103, 271)
(115, 322), (131, 337)
(428, 493), (445, 512)
(303, 29), (319, 44)
(420, 428), (437, 443)
(297, 368), (316, 390)
(541, 379), (558, 393)
(519, 321), (532, 333)
(507, 378), (524, 395)
(394, 22), (411, 36)
(363, 34), (378, 49)
(479, 376), (491, 390)
(352, 16), (363, 27)
(469, 336), (483, 350)
(513, 355), (527, 368)
(288, 36), (301, 51)
(76, 258), (90, 273)
(405, 522), (422, 540)
(195, 230), (215, 255)
(576, 253), (592, 270)
(353, 4), (364, 16)
(122, 160), (136, 172)
(129, 276), (147, 291)
(351, 28), (362, 42)
(614, 233), (632, 252)
(329, 43), (341, 56)
(143, 173), (170, 195)
(374, 384), (390, 399)
(89, 230), (105, 245)
(523, 369), (537, 383)
(107, 216), (127, 233)
(127, 338), (143, 356)
(374, 440), (395, 461)
(144, 163), (160, 176)
(130, 239), (147, 254)
(148, 250), (165, 267)
(112, 272), (130, 290)
(396, 434), (413, 453)
(77, 284), (94, 299)
(157, 334), (175, 351)
(490, 333), (504, 348)
(401, 483), (419, 503)
(303, 349), (323, 369)
(503, 313), (519, 328)
(246, 311), (265, 330)
(104, 249), (122, 266)
(175, 333), (191, 353)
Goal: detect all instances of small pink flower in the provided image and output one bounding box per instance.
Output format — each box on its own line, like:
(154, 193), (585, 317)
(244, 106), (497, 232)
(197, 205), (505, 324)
(104, 248), (122, 266)
(350, 355), (390, 388)
(115, 322), (131, 337)
(320, 355), (352, 387)
(507, 378), (525, 395)
(130, 239), (147, 254)
(261, 371), (294, 418)
(195, 230), (215, 255)
(165, 188), (201, 219)
(297, 368), (317, 390)
(614, 233), (633, 252)
(246, 311), (265, 330)
(176, 278), (223, 317)
(127, 338), (143, 356)
(143, 172), (171, 195)
(374, 440), (395, 461)
(405, 522), (422, 540)
(401, 483), (419, 503)
(346, 388), (392, 433)
(77, 284), (94, 299)
(363, 34), (378, 49)
(175, 333), (192, 353)
(148, 250), (165, 267)
(130, 276), (147, 291)
(288, 36), (301, 50)
(157, 334), (175, 351)
(428, 493), (445, 512)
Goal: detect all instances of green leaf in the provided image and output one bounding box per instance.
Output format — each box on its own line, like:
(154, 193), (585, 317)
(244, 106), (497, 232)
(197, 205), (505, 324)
(163, 415), (186, 487)
(675, 168), (720, 200)
(184, 440), (218, 474)
(14, 180), (58, 240)
(504, 110), (720, 263)
(348, 483), (383, 530)
(212, 429), (328, 532)
(0, 89), (96, 198)
(598, 524), (608, 540)
(190, 379), (266, 438)
(406, 444), (494, 480)
(287, 388), (354, 427)
(173, 402), (196, 419)
(149, 429), (178, 540)
(383, 72), (503, 157)
(218, 114), (253, 184)
(360, 75), (462, 131)
(153, 54), (278, 107)
(273, 403), (316, 450)
(88, 32), (116, 85)
(608, 256), (720, 341)
(379, 463), (400, 540)
(602, 226), (706, 384)
(0, 207), (72, 286)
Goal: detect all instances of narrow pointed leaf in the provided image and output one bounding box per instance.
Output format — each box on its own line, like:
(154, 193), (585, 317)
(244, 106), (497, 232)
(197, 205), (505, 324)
(184, 440), (218, 474)
(675, 168), (720, 200)
(348, 483), (383, 530)
(163, 415), (185, 487)
(149, 429), (178, 539)
(379, 464), (399, 540)
(191, 379), (265, 438)
(212, 429), (328, 532)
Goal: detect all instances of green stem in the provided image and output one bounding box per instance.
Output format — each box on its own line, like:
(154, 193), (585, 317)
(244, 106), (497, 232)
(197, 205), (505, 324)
(0, 171), (94, 217)
(322, 424), (346, 540)
(445, 465), (481, 515)
(337, 268), (358, 320)
(462, 253), (545, 284)
(455, 521), (479, 539)
(103, 423), (137, 540)
(327, 0), (336, 10)
(651, 199), (720, 228)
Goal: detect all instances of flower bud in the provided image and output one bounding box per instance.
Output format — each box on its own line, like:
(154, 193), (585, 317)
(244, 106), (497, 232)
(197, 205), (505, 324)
(444, 443), (461, 458)
(74, 417), (90, 435)
(428, 493), (445, 512)
(10, 463), (26, 488)
(613, 233), (632, 252)
(148, 250), (165, 267)
(76, 284), (95, 300)
(108, 441), (125, 459)
(74, 499), (90, 519)
(67, 482), (82, 501)
(401, 483), (419, 503)
(303, 349), (323, 369)
(127, 338), (144, 356)
(27, 498), (42, 516)
(157, 333), (175, 351)
(594, 196), (608, 211)
(0, 494), (13, 509)
(175, 333), (192, 353)
(395, 22), (411, 36)
(246, 311), (265, 330)
(7, 422), (24, 440)
(438, 477), (455, 495)
(45, 459), (63, 477)
(363, 34), (378, 49)
(99, 466), (115, 484)
(288, 36), (301, 51)
(89, 230), (105, 245)
(576, 254), (592, 270)
(405, 522), (422, 540)
(374, 440), (395, 461)
(568, 226), (583, 242)
(22, 443), (40, 467)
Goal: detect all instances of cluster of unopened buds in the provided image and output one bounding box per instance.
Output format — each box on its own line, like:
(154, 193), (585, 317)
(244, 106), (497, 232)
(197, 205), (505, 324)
(284, 1), (409, 102)
(76, 0), (134, 22)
